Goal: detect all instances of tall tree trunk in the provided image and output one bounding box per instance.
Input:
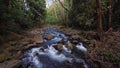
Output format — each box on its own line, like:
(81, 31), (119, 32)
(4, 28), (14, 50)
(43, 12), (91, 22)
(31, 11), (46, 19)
(108, 0), (112, 29)
(96, 0), (103, 41)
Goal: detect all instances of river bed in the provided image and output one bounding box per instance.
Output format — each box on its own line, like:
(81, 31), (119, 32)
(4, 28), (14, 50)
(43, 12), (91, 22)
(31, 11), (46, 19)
(21, 27), (88, 68)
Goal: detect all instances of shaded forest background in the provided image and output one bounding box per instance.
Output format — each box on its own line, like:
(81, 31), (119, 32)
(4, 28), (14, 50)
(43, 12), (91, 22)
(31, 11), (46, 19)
(0, 0), (120, 46)
(0, 0), (120, 34)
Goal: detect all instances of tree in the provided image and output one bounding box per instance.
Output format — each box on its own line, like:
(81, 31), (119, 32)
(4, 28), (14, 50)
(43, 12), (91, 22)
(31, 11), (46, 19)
(96, 0), (103, 41)
(0, 0), (46, 34)
(108, 0), (112, 29)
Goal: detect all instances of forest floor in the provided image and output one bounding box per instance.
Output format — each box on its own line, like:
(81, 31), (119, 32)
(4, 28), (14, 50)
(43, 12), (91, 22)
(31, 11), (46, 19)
(0, 25), (120, 68)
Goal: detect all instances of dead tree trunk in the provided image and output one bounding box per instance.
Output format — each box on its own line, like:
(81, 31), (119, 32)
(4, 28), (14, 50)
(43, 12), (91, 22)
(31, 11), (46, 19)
(96, 0), (103, 41)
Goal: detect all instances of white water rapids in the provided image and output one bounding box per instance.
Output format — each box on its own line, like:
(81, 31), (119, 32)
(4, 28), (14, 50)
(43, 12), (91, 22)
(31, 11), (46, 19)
(21, 27), (88, 68)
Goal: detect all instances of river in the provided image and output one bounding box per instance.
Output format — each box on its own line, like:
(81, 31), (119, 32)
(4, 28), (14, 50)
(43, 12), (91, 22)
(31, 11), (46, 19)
(21, 27), (88, 68)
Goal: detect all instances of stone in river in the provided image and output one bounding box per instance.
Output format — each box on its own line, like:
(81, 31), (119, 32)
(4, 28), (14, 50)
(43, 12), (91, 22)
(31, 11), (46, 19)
(54, 43), (63, 51)
(44, 34), (54, 40)
(33, 35), (44, 44)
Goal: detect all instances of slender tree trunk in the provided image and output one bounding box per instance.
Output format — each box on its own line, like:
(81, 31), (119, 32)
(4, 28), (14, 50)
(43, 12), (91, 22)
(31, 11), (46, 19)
(108, 0), (112, 29)
(96, 0), (103, 41)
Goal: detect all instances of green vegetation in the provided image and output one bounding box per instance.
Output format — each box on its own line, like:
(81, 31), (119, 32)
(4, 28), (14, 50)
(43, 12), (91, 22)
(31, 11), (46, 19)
(0, 0), (46, 34)
(0, 0), (119, 33)
(45, 0), (120, 30)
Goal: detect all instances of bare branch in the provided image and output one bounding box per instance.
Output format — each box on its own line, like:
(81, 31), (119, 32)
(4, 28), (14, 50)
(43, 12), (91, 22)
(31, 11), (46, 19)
(57, 0), (69, 12)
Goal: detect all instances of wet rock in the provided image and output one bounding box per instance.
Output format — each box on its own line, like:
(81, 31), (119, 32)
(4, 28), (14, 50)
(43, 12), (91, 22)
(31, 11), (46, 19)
(71, 40), (79, 45)
(39, 47), (45, 52)
(0, 60), (22, 68)
(44, 34), (54, 40)
(33, 35), (44, 44)
(66, 43), (73, 50)
(24, 44), (37, 50)
(54, 43), (63, 51)
(61, 39), (68, 44)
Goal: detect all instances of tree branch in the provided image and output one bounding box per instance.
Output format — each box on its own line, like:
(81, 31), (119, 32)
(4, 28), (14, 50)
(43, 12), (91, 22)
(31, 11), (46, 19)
(57, 0), (69, 12)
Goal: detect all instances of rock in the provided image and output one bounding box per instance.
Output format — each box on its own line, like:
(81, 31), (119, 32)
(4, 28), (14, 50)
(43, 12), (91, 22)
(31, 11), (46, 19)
(54, 43), (63, 51)
(71, 40), (79, 45)
(0, 60), (21, 68)
(61, 39), (68, 44)
(71, 34), (80, 40)
(12, 51), (22, 59)
(21, 41), (29, 46)
(24, 44), (37, 50)
(28, 40), (34, 44)
(15, 46), (24, 51)
(20, 38), (33, 46)
(66, 43), (73, 50)
(44, 34), (54, 40)
(33, 35), (44, 44)
(80, 38), (90, 44)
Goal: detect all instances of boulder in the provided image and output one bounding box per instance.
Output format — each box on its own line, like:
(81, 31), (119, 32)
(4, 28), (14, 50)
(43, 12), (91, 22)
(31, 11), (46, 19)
(61, 39), (68, 44)
(24, 44), (37, 50)
(44, 34), (54, 40)
(33, 35), (44, 44)
(0, 60), (21, 68)
(66, 43), (73, 50)
(54, 43), (63, 51)
(20, 38), (31, 46)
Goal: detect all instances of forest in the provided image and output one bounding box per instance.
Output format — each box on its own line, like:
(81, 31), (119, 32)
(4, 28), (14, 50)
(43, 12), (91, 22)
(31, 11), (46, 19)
(0, 0), (120, 68)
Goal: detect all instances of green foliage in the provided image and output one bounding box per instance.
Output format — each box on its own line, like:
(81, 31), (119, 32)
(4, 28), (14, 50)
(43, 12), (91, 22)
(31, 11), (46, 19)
(68, 0), (96, 29)
(112, 0), (120, 29)
(103, 50), (120, 62)
(68, 0), (120, 30)
(27, 0), (46, 23)
(0, 0), (46, 34)
(45, 0), (67, 25)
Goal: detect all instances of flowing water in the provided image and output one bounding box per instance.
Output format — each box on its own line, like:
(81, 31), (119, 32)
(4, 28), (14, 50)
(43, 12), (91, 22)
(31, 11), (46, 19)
(21, 27), (88, 68)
